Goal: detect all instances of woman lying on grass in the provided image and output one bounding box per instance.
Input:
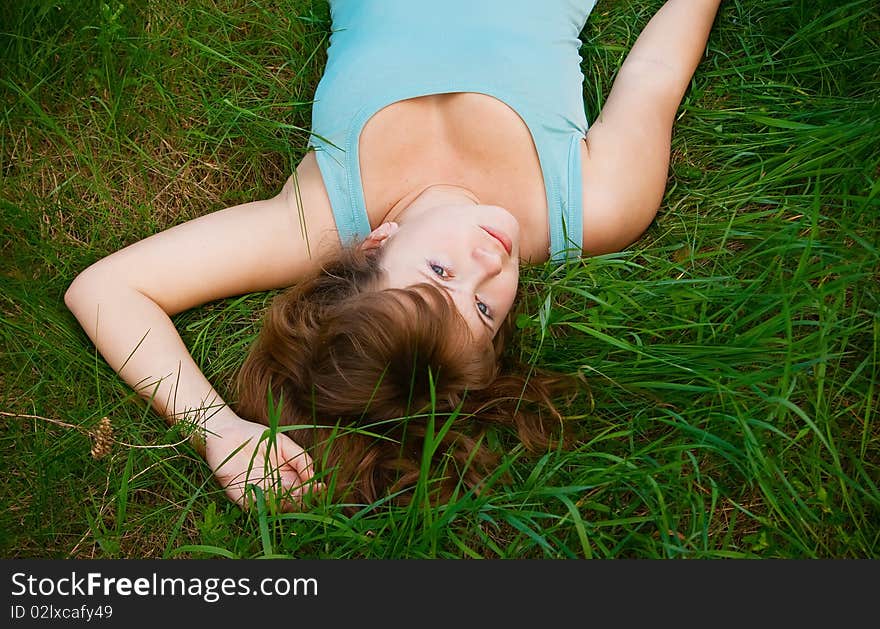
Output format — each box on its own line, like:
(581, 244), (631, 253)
(65, 0), (723, 511)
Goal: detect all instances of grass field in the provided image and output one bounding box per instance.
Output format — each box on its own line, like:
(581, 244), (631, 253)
(1, 0), (878, 559)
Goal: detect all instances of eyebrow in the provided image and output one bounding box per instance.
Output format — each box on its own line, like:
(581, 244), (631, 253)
(420, 271), (494, 335)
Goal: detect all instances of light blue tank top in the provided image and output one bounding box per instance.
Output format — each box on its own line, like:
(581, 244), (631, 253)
(309, 0), (597, 261)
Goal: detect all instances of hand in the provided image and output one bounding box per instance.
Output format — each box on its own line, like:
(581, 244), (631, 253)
(202, 414), (320, 512)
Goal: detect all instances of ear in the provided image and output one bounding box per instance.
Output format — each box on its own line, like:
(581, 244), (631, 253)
(360, 221), (399, 251)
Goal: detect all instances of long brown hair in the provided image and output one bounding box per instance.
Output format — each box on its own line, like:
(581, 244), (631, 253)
(233, 242), (576, 507)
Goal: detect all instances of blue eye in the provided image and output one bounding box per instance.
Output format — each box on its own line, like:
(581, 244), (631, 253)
(476, 300), (491, 318)
(429, 263), (447, 278)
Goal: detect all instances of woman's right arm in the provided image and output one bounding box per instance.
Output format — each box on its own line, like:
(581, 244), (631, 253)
(64, 152), (338, 510)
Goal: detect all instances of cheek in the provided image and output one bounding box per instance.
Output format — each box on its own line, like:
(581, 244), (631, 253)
(507, 273), (520, 301)
(501, 283), (518, 314)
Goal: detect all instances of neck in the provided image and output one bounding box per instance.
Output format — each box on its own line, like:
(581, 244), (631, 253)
(384, 183), (481, 224)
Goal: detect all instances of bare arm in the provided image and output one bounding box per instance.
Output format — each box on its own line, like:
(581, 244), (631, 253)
(64, 152), (336, 508)
(581, 0), (723, 254)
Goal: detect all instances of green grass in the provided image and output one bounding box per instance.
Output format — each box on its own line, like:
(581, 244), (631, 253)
(1, 0), (877, 559)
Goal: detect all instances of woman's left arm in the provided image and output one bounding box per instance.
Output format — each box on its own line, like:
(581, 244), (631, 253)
(580, 0), (724, 255)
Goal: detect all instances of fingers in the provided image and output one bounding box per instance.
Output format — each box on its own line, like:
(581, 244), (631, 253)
(274, 434), (316, 482)
(272, 433), (326, 498)
(222, 470), (308, 514)
(276, 458), (326, 509)
(217, 435), (323, 512)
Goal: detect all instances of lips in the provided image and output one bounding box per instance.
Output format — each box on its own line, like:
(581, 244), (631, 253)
(480, 225), (513, 256)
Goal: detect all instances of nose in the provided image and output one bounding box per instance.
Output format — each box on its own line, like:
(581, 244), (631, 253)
(472, 247), (503, 279)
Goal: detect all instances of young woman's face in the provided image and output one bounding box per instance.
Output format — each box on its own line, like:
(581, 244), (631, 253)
(376, 202), (521, 341)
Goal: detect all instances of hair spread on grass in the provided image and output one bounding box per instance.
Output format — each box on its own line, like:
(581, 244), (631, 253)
(233, 242), (577, 507)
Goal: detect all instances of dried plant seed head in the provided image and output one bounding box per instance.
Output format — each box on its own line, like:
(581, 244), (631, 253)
(89, 416), (113, 459)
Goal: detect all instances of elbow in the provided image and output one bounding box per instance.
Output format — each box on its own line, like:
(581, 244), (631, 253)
(65, 263), (168, 320)
(64, 269), (93, 315)
(582, 182), (664, 256)
(64, 263), (111, 313)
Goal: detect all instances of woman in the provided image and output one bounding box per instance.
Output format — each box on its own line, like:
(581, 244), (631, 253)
(64, 0), (724, 511)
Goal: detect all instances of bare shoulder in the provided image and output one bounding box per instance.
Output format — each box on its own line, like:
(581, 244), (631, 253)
(277, 150), (342, 270)
(66, 151), (341, 315)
